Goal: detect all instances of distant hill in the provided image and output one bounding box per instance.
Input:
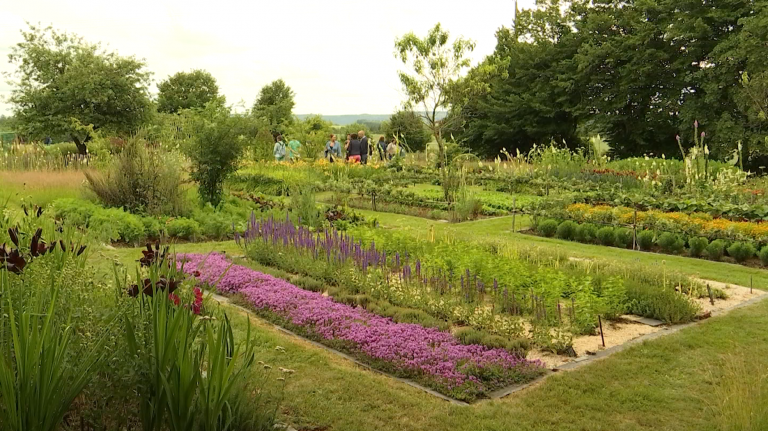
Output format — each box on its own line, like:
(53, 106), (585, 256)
(296, 112), (446, 126)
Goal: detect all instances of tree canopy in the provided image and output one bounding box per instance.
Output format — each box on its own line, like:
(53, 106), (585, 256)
(456, 0), (768, 166)
(252, 79), (295, 134)
(395, 23), (476, 167)
(6, 24), (152, 153)
(383, 110), (432, 151)
(157, 69), (222, 114)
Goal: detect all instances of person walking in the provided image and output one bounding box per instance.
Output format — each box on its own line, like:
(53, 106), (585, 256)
(344, 134), (351, 161)
(377, 136), (387, 161)
(386, 138), (398, 160)
(325, 134), (341, 162)
(273, 135), (287, 162)
(346, 133), (362, 164)
(288, 138), (301, 161)
(358, 130), (370, 165)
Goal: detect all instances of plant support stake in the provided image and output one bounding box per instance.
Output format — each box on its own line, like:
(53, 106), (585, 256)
(707, 284), (715, 306)
(598, 315), (605, 348)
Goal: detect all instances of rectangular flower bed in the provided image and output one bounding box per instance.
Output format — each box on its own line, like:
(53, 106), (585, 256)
(178, 252), (545, 402)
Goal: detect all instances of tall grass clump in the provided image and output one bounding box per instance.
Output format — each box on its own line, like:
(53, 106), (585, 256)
(625, 281), (699, 323)
(709, 350), (768, 431)
(85, 137), (187, 216)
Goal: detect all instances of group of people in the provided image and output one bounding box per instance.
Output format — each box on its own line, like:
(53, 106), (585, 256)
(272, 135), (301, 162)
(324, 130), (402, 164)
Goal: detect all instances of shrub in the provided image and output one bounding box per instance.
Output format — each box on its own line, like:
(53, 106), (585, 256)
(85, 137), (187, 216)
(556, 220), (578, 240)
(452, 192), (483, 222)
(727, 242), (756, 263)
(626, 281), (699, 324)
(657, 232), (685, 254)
(706, 239), (727, 261)
(537, 219), (559, 237)
(185, 104), (249, 206)
(454, 327), (484, 346)
(167, 217), (202, 240)
(51, 198), (99, 227)
(193, 209), (232, 240)
(289, 187), (322, 229)
(142, 217), (163, 240)
(575, 223), (598, 243)
(636, 230), (655, 251)
(614, 227), (633, 248)
(688, 237), (709, 258)
(596, 227), (615, 246)
(89, 208), (145, 244)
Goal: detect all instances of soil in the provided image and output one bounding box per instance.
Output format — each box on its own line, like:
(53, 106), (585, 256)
(692, 278), (766, 315)
(527, 318), (664, 368)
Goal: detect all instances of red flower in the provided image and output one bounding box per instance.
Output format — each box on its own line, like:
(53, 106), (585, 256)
(169, 293), (180, 306)
(193, 270), (201, 278)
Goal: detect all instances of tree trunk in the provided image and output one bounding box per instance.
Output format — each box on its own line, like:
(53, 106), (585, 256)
(435, 129), (446, 169)
(71, 134), (91, 155)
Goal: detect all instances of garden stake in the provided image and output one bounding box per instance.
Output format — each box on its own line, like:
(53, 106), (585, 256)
(707, 284), (715, 305)
(632, 209), (638, 250)
(512, 197), (516, 232)
(557, 303), (562, 323)
(598, 315), (605, 347)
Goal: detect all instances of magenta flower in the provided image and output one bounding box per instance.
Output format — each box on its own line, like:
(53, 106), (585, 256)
(178, 253), (544, 400)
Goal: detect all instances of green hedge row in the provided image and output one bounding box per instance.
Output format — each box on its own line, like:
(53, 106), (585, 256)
(536, 218), (768, 266)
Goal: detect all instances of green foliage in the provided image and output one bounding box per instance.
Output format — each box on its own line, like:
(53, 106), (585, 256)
(252, 79), (295, 134)
(166, 218), (202, 240)
(706, 239), (727, 260)
(289, 187), (321, 229)
(537, 219), (559, 237)
(556, 220), (578, 240)
(626, 282), (699, 324)
(89, 208), (145, 244)
(7, 24), (152, 153)
(185, 104), (249, 206)
(759, 246), (768, 266)
(596, 226), (615, 246)
(688, 237), (709, 258)
(157, 69), (222, 114)
(707, 239), (728, 261)
(382, 111), (432, 151)
(452, 191), (483, 222)
(394, 23), (476, 166)
(286, 115), (334, 160)
(575, 223), (598, 243)
(636, 230), (655, 251)
(85, 137), (187, 216)
(614, 228), (633, 249)
(727, 242), (756, 263)
(657, 232), (685, 254)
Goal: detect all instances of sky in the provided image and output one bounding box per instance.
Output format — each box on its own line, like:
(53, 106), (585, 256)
(0, 0), (534, 116)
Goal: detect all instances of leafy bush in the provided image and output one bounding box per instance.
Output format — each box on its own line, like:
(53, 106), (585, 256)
(537, 219), (559, 237)
(706, 239), (727, 261)
(141, 216), (163, 240)
(452, 192), (483, 222)
(614, 227), (633, 248)
(636, 230), (655, 251)
(51, 198), (100, 227)
(657, 232), (685, 254)
(185, 104), (249, 206)
(556, 220), (578, 240)
(626, 282), (699, 324)
(166, 217), (202, 240)
(575, 223), (598, 243)
(596, 226), (615, 246)
(760, 246), (768, 266)
(193, 208), (232, 240)
(688, 237), (709, 257)
(289, 187), (322, 228)
(85, 137), (187, 216)
(89, 208), (146, 244)
(727, 241), (755, 263)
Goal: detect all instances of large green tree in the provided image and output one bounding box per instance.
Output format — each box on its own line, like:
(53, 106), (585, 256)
(156, 69), (222, 114)
(6, 25), (152, 153)
(382, 110), (432, 151)
(394, 23), (476, 167)
(252, 79), (295, 134)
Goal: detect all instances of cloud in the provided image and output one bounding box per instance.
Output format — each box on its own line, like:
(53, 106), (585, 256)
(0, 0), (535, 116)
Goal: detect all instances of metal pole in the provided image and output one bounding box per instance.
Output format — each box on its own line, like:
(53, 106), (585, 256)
(598, 315), (605, 347)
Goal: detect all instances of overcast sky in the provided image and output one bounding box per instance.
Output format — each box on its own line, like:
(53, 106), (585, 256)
(0, 0), (534, 116)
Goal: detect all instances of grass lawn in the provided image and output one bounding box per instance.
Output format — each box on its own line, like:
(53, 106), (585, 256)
(96, 240), (768, 430)
(359, 210), (768, 289)
(1, 170), (87, 210)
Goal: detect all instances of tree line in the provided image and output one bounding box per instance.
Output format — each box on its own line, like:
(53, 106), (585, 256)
(450, 0), (768, 167)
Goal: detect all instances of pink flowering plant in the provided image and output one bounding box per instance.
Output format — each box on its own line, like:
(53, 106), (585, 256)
(180, 252), (544, 401)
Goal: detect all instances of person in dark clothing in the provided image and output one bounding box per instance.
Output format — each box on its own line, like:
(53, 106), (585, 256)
(358, 130), (370, 165)
(346, 133), (362, 163)
(376, 136), (387, 161)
